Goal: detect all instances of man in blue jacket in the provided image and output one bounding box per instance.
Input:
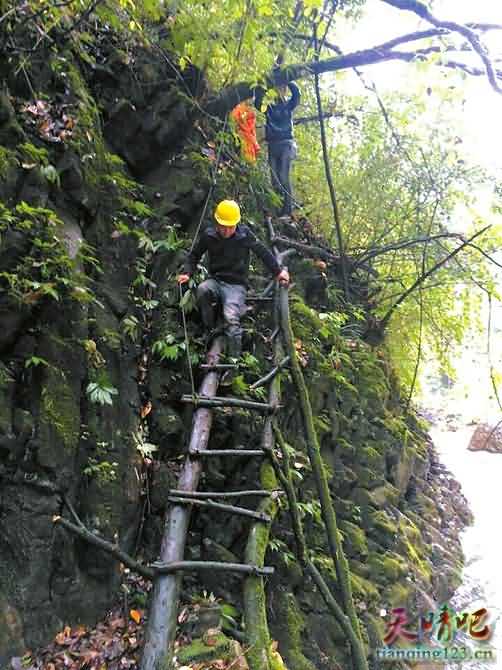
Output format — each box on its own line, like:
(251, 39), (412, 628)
(178, 200), (290, 379)
(256, 81), (301, 218)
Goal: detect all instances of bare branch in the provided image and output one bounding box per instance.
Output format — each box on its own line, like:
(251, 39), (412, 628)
(356, 232), (465, 266)
(382, 0), (502, 94)
(380, 225), (491, 328)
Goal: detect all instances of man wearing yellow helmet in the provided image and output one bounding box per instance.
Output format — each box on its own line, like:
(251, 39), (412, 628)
(178, 200), (289, 374)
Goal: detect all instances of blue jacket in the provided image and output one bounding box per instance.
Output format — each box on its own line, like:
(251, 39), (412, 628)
(255, 82), (300, 143)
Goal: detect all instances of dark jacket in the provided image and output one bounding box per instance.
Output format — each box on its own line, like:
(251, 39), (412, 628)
(255, 82), (300, 143)
(184, 224), (281, 287)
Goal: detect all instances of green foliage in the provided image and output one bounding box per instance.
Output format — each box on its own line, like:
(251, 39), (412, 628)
(132, 431), (158, 458)
(86, 375), (119, 406)
(0, 202), (95, 306)
(24, 356), (49, 369)
(18, 143), (49, 167)
(294, 85), (501, 390)
(0, 147), (17, 178)
(152, 334), (185, 361)
(122, 314), (140, 343)
(83, 457), (119, 482)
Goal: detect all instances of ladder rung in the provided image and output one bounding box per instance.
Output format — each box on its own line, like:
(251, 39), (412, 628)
(168, 489), (273, 499)
(199, 363), (238, 370)
(181, 395), (278, 412)
(192, 449), (266, 457)
(150, 560), (274, 576)
(168, 496), (271, 522)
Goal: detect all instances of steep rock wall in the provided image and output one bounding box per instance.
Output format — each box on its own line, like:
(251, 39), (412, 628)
(0, 21), (470, 669)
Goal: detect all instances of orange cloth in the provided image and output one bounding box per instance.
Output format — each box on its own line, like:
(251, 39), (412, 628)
(231, 102), (260, 163)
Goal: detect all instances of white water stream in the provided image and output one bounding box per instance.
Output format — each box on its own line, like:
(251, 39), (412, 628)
(431, 424), (502, 668)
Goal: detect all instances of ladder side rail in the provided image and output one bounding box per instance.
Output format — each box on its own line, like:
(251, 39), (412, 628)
(140, 337), (224, 670)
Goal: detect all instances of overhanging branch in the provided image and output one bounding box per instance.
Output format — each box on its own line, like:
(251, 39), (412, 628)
(381, 0), (502, 94)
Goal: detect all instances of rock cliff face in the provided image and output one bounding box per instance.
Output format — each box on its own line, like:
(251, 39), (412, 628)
(0, 20), (470, 669)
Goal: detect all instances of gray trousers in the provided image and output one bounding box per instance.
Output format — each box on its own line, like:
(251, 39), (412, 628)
(197, 278), (247, 359)
(268, 140), (296, 216)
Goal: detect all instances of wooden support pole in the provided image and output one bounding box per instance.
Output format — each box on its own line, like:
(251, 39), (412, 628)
(167, 496), (271, 522)
(278, 288), (365, 660)
(244, 288), (282, 670)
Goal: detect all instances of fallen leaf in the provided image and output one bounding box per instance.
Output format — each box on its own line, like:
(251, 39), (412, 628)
(54, 625), (72, 644)
(140, 401), (152, 418)
(129, 609), (141, 624)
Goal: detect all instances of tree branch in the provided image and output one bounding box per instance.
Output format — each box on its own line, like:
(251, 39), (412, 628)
(54, 516), (155, 579)
(380, 225), (491, 328)
(355, 232), (465, 266)
(381, 0), (502, 94)
(208, 19), (502, 117)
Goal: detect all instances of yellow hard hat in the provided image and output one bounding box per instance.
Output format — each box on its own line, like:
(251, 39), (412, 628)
(214, 200), (241, 227)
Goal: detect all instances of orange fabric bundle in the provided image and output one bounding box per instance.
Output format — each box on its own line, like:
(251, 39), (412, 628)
(231, 102), (260, 163)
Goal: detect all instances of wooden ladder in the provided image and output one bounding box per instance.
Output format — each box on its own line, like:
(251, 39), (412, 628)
(141, 314), (286, 669)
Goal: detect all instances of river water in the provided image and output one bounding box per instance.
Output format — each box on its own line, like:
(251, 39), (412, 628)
(431, 424), (502, 668)
(420, 299), (502, 668)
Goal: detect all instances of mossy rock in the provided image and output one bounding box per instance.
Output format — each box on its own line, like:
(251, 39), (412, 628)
(392, 443), (415, 495)
(383, 580), (415, 608)
(366, 483), (400, 508)
(340, 520), (368, 559)
(358, 445), (386, 474)
(177, 631), (232, 664)
(0, 593), (25, 662)
(38, 368), (80, 468)
(270, 590), (318, 670)
(0, 362), (14, 435)
(367, 552), (407, 584)
(352, 464), (384, 489)
(350, 571), (379, 602)
(365, 510), (398, 548)
(333, 496), (361, 523)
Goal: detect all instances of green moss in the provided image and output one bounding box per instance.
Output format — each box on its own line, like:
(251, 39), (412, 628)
(384, 581), (414, 608)
(340, 520), (369, 558)
(18, 142), (49, 166)
(244, 460), (278, 670)
(272, 591), (317, 670)
(359, 446), (386, 473)
(366, 483), (400, 508)
(398, 519), (431, 581)
(40, 370), (79, 451)
(367, 553), (407, 583)
(366, 510), (398, 547)
(260, 460), (277, 492)
(350, 571), (379, 602)
(0, 146), (17, 179)
(177, 633), (232, 663)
